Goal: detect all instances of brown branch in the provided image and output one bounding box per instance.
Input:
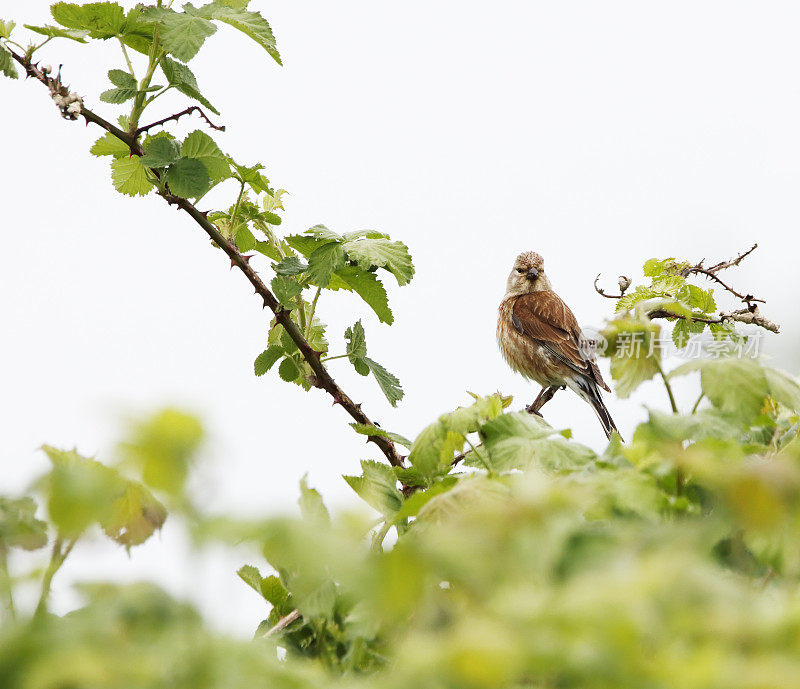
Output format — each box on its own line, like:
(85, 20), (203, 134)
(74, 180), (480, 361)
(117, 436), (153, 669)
(136, 106), (225, 137)
(647, 308), (779, 334)
(680, 244), (765, 305)
(594, 274), (631, 299)
(8, 48), (405, 470)
(260, 609), (301, 638)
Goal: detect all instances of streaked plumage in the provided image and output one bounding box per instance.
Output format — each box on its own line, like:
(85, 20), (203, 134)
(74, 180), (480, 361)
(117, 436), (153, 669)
(497, 251), (619, 439)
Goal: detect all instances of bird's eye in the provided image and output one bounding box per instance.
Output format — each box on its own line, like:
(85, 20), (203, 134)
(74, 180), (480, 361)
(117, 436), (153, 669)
(516, 268), (526, 274)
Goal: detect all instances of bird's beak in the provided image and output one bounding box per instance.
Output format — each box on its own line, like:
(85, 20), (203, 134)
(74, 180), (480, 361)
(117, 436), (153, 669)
(526, 267), (539, 281)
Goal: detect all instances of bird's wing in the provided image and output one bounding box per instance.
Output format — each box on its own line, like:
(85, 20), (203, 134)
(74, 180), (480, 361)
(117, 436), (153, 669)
(511, 291), (611, 391)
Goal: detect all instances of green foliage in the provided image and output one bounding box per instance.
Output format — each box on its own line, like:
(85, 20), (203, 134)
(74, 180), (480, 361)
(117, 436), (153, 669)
(600, 315), (662, 398)
(0, 497), (47, 552)
(343, 320), (404, 405)
(165, 156), (210, 198)
(111, 155), (154, 196)
(118, 408), (204, 496)
(0, 19), (16, 39)
(161, 56), (219, 114)
(0, 45), (18, 79)
(24, 24), (90, 42)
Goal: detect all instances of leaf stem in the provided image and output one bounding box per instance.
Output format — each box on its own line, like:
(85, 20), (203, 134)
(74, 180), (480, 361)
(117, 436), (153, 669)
(34, 537), (77, 619)
(305, 287), (322, 339)
(654, 359), (679, 414)
(371, 521), (392, 551)
(118, 38), (136, 80)
(128, 31), (161, 134)
(465, 436), (492, 473)
(320, 354), (348, 363)
(690, 392), (704, 414)
(0, 548), (16, 621)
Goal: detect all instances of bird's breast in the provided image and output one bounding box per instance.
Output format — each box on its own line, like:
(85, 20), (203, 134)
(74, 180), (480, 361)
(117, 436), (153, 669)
(497, 298), (565, 386)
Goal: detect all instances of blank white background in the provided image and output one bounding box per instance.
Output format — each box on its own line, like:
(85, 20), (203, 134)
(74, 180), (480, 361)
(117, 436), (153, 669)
(2, 1), (799, 634)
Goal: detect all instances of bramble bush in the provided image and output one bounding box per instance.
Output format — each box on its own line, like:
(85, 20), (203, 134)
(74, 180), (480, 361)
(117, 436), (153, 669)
(2, 5), (800, 688)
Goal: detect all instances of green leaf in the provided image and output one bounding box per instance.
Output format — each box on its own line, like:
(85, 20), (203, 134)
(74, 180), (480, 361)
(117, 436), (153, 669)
(349, 423), (412, 450)
(100, 87), (138, 104)
(307, 224), (343, 242)
(181, 130), (230, 181)
(601, 316), (662, 398)
(0, 19), (15, 39)
(90, 132), (130, 158)
(161, 56), (219, 114)
(271, 275), (302, 306)
(254, 345), (283, 376)
(765, 368), (800, 412)
(101, 482), (167, 549)
(0, 496), (48, 551)
(345, 320), (369, 375)
(328, 266), (393, 324)
(343, 460), (403, 517)
(273, 256), (308, 276)
(343, 237), (414, 286)
(51, 2), (126, 38)
(393, 477), (457, 520)
(237, 564), (264, 596)
(683, 284), (716, 313)
(141, 6), (216, 62)
(198, 2), (281, 65)
(118, 409), (204, 496)
(0, 46), (18, 80)
(234, 226), (256, 252)
(299, 475), (330, 525)
(671, 358), (769, 423)
(165, 157), (211, 198)
(111, 156), (154, 197)
(140, 136), (181, 168)
(307, 242), (347, 288)
(364, 357), (403, 407)
(671, 318), (704, 349)
(24, 24), (89, 42)
(108, 68), (136, 89)
(285, 234), (325, 257)
(278, 357), (300, 382)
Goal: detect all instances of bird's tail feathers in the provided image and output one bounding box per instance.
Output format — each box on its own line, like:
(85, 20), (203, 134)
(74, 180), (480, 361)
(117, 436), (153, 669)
(566, 376), (621, 441)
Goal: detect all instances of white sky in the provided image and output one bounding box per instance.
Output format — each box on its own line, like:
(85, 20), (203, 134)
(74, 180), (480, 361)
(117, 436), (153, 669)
(2, 0), (800, 634)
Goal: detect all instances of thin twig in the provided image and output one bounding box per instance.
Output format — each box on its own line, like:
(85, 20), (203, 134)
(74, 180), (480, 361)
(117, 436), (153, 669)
(680, 244), (764, 305)
(261, 609), (301, 638)
(136, 105), (226, 136)
(8, 48), (405, 471)
(594, 274), (631, 299)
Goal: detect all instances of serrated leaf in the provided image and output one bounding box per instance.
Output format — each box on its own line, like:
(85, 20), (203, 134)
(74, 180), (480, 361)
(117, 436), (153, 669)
(0, 20), (15, 39)
(90, 132), (130, 158)
(345, 320), (369, 375)
(271, 275), (302, 305)
(274, 256), (308, 276)
(307, 242), (347, 288)
(285, 234), (325, 257)
(198, 2), (281, 65)
(140, 136), (181, 168)
(108, 68), (136, 89)
(100, 87), (137, 104)
(111, 155), (154, 196)
(671, 318), (705, 349)
(181, 130), (230, 180)
(0, 46), (18, 79)
(278, 357), (300, 382)
(51, 2), (126, 38)
(237, 564), (264, 596)
(254, 345), (283, 376)
(343, 460), (403, 517)
(349, 423), (412, 449)
(165, 156), (210, 198)
(141, 6), (216, 62)
(234, 226), (255, 252)
(328, 266), (393, 324)
(364, 357), (403, 407)
(161, 56), (219, 114)
(683, 284), (716, 313)
(343, 237), (414, 286)
(24, 24), (89, 42)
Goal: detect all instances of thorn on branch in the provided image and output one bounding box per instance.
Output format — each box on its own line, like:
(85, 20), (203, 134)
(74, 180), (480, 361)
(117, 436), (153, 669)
(135, 106), (226, 137)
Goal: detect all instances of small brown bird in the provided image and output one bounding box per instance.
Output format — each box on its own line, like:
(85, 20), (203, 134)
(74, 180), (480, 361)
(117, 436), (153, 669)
(497, 251), (619, 439)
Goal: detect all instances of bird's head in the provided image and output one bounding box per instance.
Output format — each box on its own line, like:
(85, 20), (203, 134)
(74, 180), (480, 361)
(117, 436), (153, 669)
(505, 251), (551, 295)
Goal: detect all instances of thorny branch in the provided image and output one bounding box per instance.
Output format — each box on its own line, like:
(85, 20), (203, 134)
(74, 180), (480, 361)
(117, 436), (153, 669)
(136, 105), (225, 136)
(594, 244), (779, 333)
(8, 49), (406, 470)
